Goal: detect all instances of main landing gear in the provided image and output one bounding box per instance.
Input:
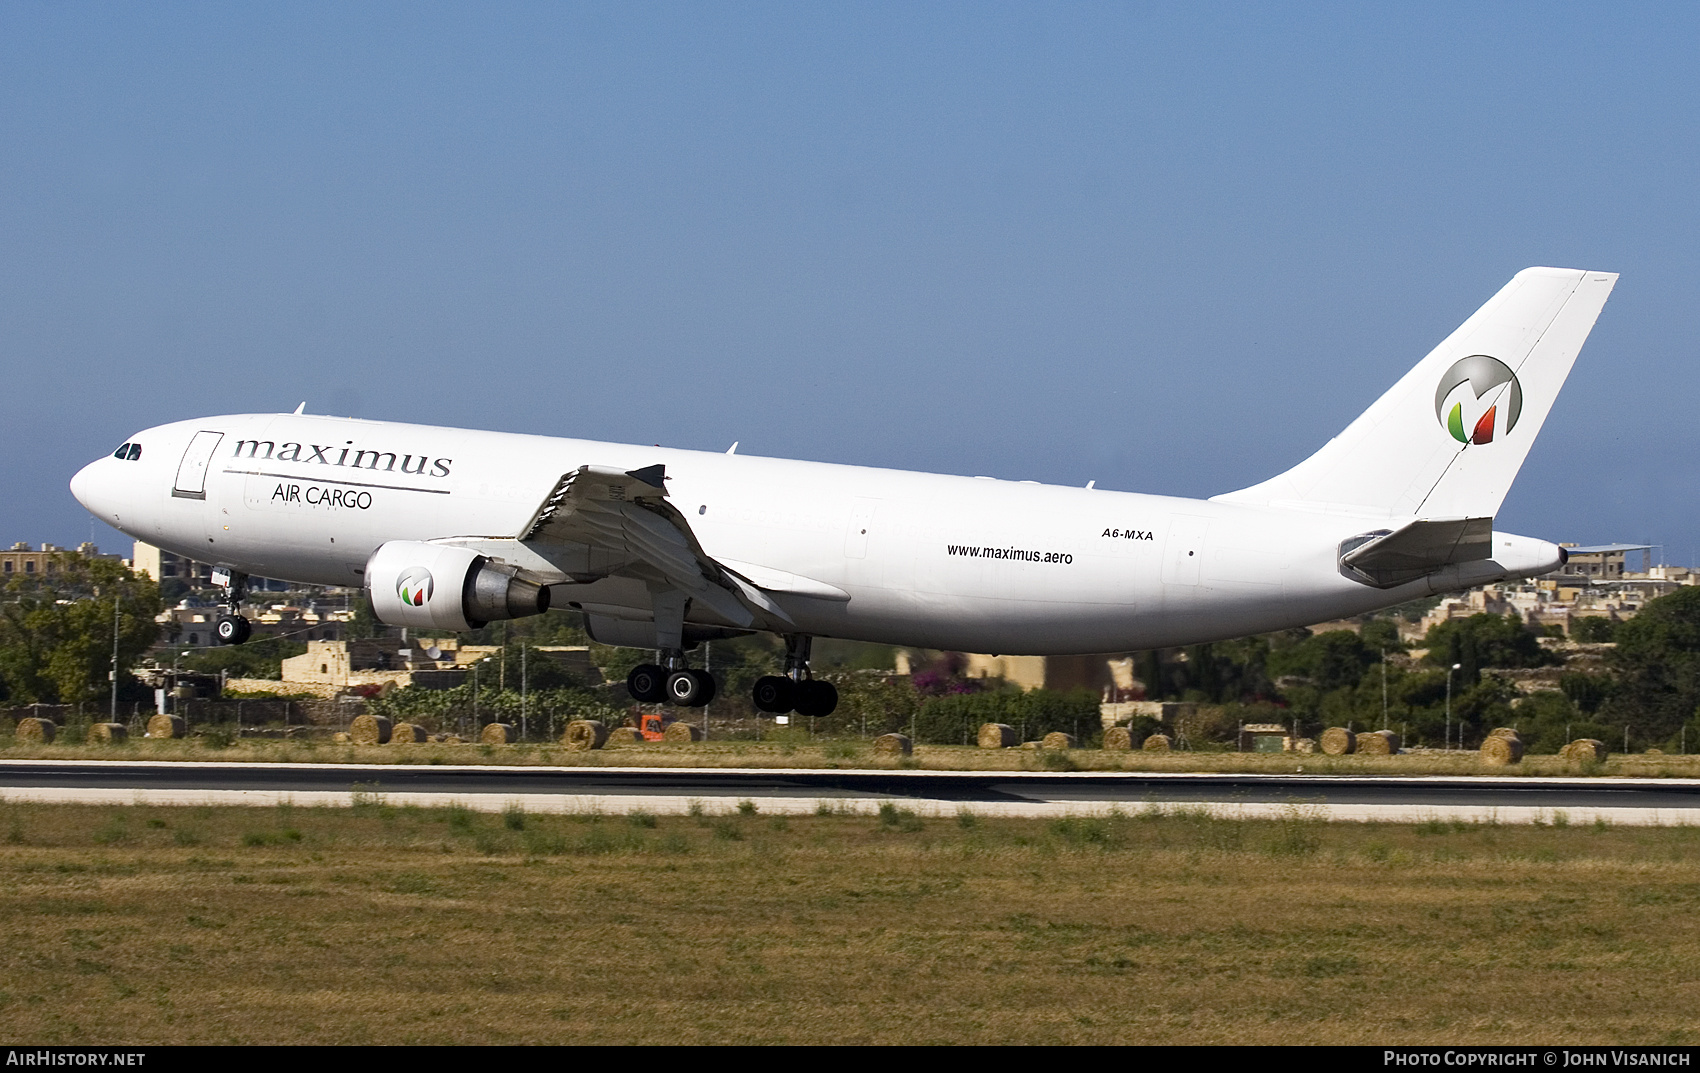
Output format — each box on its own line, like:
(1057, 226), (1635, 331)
(211, 567), (252, 646)
(624, 589), (719, 708)
(752, 635), (838, 718)
(626, 655), (717, 709)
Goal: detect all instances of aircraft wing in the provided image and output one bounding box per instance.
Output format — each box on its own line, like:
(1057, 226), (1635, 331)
(511, 464), (795, 628)
(1339, 516), (1494, 588)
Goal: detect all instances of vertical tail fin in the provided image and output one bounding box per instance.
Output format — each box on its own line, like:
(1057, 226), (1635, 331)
(1212, 267), (1616, 519)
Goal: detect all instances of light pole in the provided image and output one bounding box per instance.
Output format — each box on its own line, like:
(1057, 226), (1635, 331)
(1446, 662), (1462, 750)
(1381, 648), (1389, 730)
(110, 590), (121, 724)
(470, 659), (480, 739)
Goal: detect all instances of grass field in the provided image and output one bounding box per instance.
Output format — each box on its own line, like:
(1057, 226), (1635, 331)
(2, 798), (1697, 1044)
(3, 735), (1698, 778)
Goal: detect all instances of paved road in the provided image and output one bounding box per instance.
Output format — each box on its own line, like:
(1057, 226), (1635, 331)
(3, 760), (1700, 824)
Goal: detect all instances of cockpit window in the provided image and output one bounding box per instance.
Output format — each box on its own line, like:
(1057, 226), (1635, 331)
(127, 443), (141, 460)
(112, 443), (142, 461)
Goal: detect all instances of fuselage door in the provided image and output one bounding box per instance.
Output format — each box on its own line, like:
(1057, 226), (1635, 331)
(844, 497), (880, 559)
(1161, 514), (1210, 587)
(173, 431), (224, 500)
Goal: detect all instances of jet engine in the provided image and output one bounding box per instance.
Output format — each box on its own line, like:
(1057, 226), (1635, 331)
(365, 540), (550, 632)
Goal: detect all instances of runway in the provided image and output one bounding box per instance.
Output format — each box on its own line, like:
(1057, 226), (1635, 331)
(3, 759), (1699, 825)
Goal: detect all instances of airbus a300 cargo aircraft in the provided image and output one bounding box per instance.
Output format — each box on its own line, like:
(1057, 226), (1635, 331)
(71, 267), (1615, 716)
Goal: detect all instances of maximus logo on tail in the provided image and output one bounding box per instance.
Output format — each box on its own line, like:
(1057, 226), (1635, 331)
(1434, 355), (1523, 445)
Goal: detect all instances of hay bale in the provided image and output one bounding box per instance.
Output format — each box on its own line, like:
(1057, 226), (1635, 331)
(389, 723), (428, 744)
(1142, 733), (1171, 752)
(563, 720), (609, 751)
(1562, 738), (1607, 763)
(872, 733), (912, 756)
(480, 722), (516, 745)
(1320, 727), (1356, 755)
(1480, 734), (1525, 765)
(605, 727), (645, 744)
(1040, 731), (1077, 750)
(1101, 726), (1133, 751)
(663, 721), (703, 743)
(1489, 727), (1522, 741)
(348, 714), (392, 745)
(14, 717), (55, 743)
(90, 722), (127, 744)
(1356, 729), (1400, 755)
(977, 722), (1018, 749)
(1293, 737), (1317, 755)
(146, 714), (186, 739)
(332, 732), (350, 743)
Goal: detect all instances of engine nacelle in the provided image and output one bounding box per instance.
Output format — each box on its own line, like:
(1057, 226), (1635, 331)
(366, 540), (550, 632)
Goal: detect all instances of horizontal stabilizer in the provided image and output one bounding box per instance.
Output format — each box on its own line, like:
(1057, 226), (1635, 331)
(1339, 517), (1493, 588)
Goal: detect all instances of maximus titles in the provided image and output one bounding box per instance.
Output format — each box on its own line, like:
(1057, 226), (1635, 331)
(233, 439), (452, 478)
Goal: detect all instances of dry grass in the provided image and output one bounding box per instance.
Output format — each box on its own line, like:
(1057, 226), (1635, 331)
(3, 735), (1698, 779)
(0, 798), (1698, 1044)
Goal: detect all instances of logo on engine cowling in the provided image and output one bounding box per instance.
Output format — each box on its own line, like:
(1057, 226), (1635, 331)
(397, 567), (433, 607)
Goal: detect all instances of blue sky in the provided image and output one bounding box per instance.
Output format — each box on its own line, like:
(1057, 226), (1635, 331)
(4, 4), (1697, 562)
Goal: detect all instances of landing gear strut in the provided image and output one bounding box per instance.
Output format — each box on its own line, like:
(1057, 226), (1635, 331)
(211, 567), (252, 646)
(752, 634), (837, 717)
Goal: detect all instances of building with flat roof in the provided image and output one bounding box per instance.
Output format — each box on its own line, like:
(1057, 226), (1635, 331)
(1553, 543), (1653, 581)
(1, 542), (124, 578)
(130, 541), (216, 586)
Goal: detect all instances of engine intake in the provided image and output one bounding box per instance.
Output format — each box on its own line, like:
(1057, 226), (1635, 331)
(366, 540), (550, 632)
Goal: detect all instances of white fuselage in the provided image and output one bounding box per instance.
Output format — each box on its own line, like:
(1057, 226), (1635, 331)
(71, 412), (1559, 654)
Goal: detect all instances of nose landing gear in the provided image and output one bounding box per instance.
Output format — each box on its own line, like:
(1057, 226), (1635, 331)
(214, 614), (252, 646)
(211, 567), (252, 646)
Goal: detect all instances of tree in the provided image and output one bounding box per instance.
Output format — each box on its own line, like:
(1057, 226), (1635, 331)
(1570, 616), (1618, 643)
(1267, 630), (1377, 692)
(1513, 690), (1616, 754)
(1422, 613), (1554, 686)
(0, 552), (161, 706)
(177, 637), (307, 680)
(1603, 587), (1700, 744)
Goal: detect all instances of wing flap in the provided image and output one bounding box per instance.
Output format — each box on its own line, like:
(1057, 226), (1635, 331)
(521, 463), (772, 629)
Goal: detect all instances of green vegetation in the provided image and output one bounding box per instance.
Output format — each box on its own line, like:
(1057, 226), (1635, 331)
(1111, 589), (1700, 753)
(1601, 587), (1700, 746)
(0, 552), (160, 706)
(2, 799), (1698, 1044)
(912, 687), (1102, 745)
(174, 636), (307, 680)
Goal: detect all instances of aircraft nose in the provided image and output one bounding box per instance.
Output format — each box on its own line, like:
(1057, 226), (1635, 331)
(70, 458), (110, 515)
